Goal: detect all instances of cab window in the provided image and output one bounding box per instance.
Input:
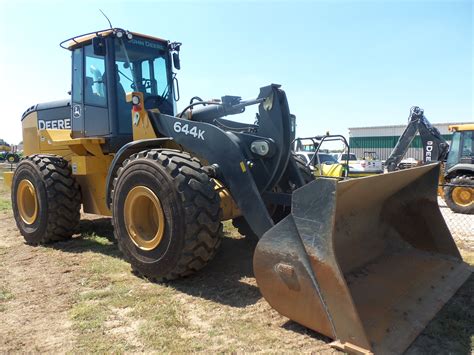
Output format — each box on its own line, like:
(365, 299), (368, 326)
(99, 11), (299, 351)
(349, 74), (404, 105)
(84, 45), (107, 107)
(447, 132), (461, 168)
(72, 48), (83, 103)
(140, 57), (171, 96)
(461, 131), (473, 158)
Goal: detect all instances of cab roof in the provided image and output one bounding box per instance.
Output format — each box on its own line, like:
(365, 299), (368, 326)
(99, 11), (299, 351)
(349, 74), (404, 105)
(449, 124), (474, 132)
(60, 28), (169, 50)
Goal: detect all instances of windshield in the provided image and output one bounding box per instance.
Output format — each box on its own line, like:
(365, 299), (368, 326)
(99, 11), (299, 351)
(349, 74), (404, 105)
(448, 131), (474, 168)
(114, 37), (173, 114)
(340, 153), (357, 161)
(318, 154), (337, 164)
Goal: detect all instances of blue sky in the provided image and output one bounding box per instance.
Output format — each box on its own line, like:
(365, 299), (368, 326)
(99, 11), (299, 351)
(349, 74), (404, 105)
(0, 0), (472, 144)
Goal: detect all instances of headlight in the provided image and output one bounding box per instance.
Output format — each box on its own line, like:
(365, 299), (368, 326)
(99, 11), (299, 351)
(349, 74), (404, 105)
(132, 95), (140, 105)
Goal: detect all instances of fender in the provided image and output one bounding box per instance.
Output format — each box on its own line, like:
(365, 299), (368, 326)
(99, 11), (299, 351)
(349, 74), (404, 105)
(105, 138), (171, 208)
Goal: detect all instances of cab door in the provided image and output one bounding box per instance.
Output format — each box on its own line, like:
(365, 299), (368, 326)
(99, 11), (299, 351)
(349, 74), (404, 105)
(71, 45), (110, 138)
(71, 47), (84, 138)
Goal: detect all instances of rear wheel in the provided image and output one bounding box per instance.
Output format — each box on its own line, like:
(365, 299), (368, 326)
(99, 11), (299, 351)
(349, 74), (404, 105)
(12, 155), (81, 244)
(444, 175), (473, 214)
(112, 149), (222, 281)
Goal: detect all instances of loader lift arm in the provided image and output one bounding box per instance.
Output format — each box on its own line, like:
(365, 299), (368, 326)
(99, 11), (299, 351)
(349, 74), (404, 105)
(385, 106), (449, 171)
(147, 84), (301, 238)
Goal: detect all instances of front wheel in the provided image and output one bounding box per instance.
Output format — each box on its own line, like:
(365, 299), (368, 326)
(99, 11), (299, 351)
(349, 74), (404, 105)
(111, 149), (223, 281)
(444, 175), (473, 214)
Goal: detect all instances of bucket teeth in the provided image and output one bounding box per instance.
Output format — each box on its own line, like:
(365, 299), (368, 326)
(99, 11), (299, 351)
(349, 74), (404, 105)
(254, 164), (471, 354)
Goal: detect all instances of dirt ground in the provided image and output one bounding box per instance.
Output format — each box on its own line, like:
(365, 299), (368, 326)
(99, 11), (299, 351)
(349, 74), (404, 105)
(0, 172), (473, 354)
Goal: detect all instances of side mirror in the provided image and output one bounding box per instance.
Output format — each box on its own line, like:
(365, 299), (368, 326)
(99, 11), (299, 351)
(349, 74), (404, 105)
(173, 52), (181, 70)
(93, 37), (106, 56)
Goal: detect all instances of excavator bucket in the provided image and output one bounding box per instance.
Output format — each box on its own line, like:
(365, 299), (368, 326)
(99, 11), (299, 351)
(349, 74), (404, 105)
(254, 163), (471, 354)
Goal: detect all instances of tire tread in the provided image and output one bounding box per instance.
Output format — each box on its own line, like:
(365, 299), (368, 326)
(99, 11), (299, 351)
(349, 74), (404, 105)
(112, 149), (222, 281)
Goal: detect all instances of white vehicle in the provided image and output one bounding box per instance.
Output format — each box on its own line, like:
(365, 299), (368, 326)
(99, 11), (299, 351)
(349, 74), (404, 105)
(336, 152), (383, 177)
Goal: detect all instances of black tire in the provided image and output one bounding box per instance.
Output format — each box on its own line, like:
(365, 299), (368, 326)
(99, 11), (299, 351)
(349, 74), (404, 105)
(12, 155), (81, 244)
(293, 154), (314, 184)
(112, 149), (222, 281)
(444, 175), (473, 214)
(6, 153), (19, 164)
(232, 154), (313, 239)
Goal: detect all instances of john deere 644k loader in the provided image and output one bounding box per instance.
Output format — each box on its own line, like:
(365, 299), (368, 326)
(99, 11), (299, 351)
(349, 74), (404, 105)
(4, 29), (471, 354)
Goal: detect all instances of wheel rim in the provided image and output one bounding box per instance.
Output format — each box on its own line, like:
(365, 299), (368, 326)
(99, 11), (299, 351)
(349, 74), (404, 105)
(124, 186), (165, 251)
(17, 179), (38, 224)
(8, 156), (14, 163)
(452, 187), (473, 207)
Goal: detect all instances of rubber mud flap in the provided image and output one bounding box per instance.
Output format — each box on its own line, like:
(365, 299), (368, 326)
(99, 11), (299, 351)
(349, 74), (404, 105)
(254, 163), (472, 354)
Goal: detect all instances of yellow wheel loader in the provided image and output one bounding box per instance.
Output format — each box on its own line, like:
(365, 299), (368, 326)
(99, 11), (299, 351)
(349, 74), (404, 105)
(4, 28), (471, 354)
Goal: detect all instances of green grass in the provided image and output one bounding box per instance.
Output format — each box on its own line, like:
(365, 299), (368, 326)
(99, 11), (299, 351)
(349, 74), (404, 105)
(68, 231), (194, 352)
(66, 232), (131, 350)
(68, 230), (256, 352)
(222, 220), (241, 238)
(0, 286), (14, 312)
(0, 198), (11, 212)
(0, 176), (11, 210)
(0, 286), (14, 302)
(70, 264), (190, 351)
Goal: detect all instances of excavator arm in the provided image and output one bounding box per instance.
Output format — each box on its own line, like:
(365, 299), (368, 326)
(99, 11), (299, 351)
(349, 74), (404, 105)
(385, 106), (450, 171)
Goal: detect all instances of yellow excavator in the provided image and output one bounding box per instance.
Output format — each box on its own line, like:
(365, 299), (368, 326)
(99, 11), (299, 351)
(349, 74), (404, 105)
(4, 28), (471, 354)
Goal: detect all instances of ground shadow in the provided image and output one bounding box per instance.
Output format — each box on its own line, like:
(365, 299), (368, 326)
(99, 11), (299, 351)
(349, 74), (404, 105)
(167, 236), (261, 307)
(48, 217), (120, 258)
(50, 217), (261, 307)
(282, 320), (333, 344)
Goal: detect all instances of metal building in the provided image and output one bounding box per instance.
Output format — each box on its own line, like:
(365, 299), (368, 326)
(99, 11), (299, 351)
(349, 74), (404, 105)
(348, 122), (473, 161)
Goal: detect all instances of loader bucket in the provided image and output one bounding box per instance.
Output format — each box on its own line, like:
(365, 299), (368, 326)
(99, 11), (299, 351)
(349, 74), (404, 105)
(254, 163), (471, 354)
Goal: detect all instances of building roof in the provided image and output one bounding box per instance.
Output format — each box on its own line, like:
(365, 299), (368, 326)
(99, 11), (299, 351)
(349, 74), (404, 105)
(349, 121), (474, 137)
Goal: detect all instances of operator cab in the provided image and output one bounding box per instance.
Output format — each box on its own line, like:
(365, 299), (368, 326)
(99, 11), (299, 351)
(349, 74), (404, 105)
(446, 126), (474, 171)
(63, 28), (181, 152)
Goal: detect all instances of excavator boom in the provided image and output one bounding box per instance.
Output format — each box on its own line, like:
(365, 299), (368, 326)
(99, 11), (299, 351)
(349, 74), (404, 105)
(385, 106), (449, 172)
